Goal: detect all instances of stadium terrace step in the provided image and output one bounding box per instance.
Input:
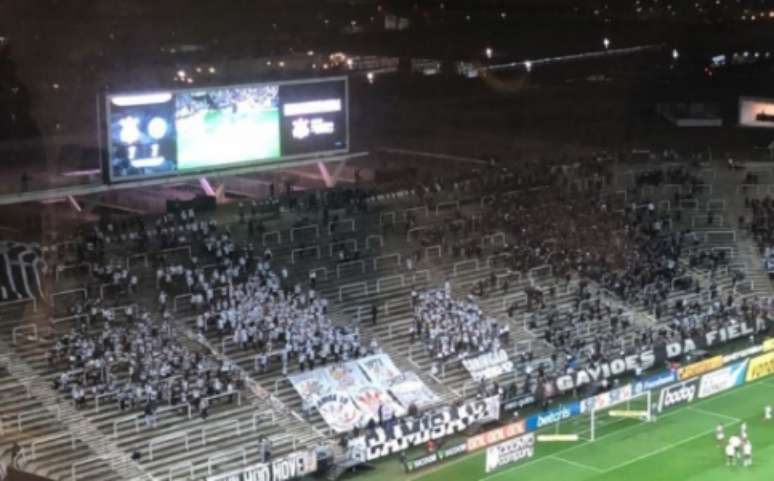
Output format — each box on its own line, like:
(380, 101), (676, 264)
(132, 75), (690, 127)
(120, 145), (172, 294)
(0, 339), (149, 481)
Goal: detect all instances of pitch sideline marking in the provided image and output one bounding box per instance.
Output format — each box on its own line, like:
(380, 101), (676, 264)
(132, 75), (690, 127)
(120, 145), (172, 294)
(598, 419), (737, 474)
(687, 406), (742, 423)
(478, 380), (766, 481)
(549, 455), (603, 473)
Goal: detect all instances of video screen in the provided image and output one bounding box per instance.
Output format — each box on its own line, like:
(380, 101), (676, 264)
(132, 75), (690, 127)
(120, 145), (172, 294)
(105, 77), (348, 183)
(108, 93), (178, 179)
(175, 85), (280, 170)
(279, 80), (348, 156)
(739, 97), (774, 128)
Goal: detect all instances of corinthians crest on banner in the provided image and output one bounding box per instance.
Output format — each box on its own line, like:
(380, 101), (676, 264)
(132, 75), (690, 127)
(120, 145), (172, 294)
(288, 354), (437, 433)
(0, 241), (46, 302)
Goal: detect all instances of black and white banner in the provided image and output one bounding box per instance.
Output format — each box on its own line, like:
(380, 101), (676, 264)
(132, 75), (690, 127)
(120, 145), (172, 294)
(485, 433), (535, 473)
(553, 321), (764, 394)
(554, 352), (656, 392)
(462, 350), (514, 381)
(404, 442), (468, 472)
(657, 321), (758, 360)
(352, 396), (500, 461)
(205, 450), (317, 481)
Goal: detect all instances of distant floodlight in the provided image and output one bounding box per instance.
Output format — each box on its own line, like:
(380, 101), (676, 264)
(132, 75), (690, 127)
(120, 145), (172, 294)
(525, 61), (532, 72)
(603, 37), (610, 50)
(485, 47), (493, 59)
(672, 49), (679, 60)
(208, 66), (216, 73)
(367, 72), (375, 84)
(177, 70), (186, 79)
(346, 58), (354, 68)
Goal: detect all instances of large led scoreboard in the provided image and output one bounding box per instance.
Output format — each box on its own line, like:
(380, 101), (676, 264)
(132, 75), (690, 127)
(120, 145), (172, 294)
(104, 77), (348, 183)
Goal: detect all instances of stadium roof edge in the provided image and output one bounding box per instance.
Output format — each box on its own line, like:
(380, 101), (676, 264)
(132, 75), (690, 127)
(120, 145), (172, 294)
(0, 151), (368, 206)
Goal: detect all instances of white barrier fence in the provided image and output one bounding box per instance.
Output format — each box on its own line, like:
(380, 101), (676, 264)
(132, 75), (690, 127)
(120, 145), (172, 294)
(707, 199), (726, 211)
(290, 224), (319, 242)
(376, 275), (404, 293)
(705, 230), (736, 244)
(425, 245), (442, 259)
(71, 456), (106, 481)
(11, 324), (38, 345)
(291, 246), (321, 264)
(207, 447), (247, 476)
(380, 211), (396, 226)
(453, 259), (479, 276)
(528, 264), (552, 283)
(167, 461), (194, 481)
(30, 432), (75, 461)
(329, 218), (355, 234)
(329, 239), (358, 257)
(0, 297), (37, 313)
(411, 269), (432, 286)
(366, 234), (384, 250)
(309, 267), (328, 281)
(262, 230), (281, 245)
(126, 253), (149, 270)
(407, 226), (431, 241)
(373, 253), (401, 271)
(436, 200), (459, 216)
(339, 282), (368, 301)
(337, 259), (366, 278)
(149, 432), (190, 461)
(403, 205), (428, 221)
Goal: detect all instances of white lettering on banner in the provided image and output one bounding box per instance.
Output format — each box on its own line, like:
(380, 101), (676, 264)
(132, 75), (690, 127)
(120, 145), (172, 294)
(536, 406), (574, 429)
(205, 450), (317, 481)
(356, 396), (501, 461)
(485, 433), (536, 473)
(658, 380), (698, 412)
(462, 350), (514, 381)
(665, 322), (756, 359)
(557, 323), (758, 393)
(555, 352), (656, 392)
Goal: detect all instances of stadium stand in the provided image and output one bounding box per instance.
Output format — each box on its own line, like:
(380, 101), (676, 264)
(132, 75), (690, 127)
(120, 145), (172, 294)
(1, 154), (773, 481)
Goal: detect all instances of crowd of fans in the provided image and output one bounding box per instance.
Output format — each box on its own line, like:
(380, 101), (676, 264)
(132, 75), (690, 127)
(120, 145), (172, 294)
(31, 153), (773, 438)
(48, 307), (241, 421)
(412, 286), (509, 368)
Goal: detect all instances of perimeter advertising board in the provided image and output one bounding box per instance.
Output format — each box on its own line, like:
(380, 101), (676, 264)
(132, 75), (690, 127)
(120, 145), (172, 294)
(484, 433), (535, 473)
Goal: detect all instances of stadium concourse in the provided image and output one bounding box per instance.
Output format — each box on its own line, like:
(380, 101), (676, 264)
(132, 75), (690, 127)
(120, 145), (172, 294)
(0, 151), (773, 481)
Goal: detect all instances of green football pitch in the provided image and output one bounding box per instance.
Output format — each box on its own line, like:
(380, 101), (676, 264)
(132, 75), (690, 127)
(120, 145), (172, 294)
(357, 377), (774, 481)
